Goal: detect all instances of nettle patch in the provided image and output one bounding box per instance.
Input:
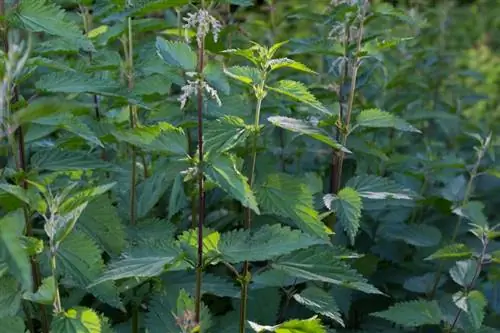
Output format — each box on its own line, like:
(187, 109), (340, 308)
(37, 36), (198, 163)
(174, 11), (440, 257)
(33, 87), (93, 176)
(0, 0), (498, 332)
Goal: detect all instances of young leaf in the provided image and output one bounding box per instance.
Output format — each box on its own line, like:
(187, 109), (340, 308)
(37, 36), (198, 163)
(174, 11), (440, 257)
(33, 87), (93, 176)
(51, 307), (101, 333)
(256, 173), (329, 239)
(355, 108), (420, 133)
(0, 210), (31, 291)
(268, 116), (350, 152)
(155, 37), (197, 71)
(425, 243), (473, 261)
(449, 260), (478, 287)
(324, 187), (362, 245)
(371, 300), (443, 327)
(267, 58), (317, 74)
(249, 316), (326, 333)
(267, 80), (329, 114)
(272, 246), (382, 294)
(204, 155), (260, 214)
(224, 66), (261, 85)
(293, 286), (344, 326)
(219, 224), (326, 263)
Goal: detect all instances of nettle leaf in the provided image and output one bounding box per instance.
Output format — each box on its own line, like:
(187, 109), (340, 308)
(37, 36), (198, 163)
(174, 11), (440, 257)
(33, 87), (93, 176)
(0, 275), (22, 317)
(168, 174), (188, 221)
(132, 0), (190, 17)
(379, 223), (442, 247)
(272, 246), (382, 294)
(204, 62), (231, 95)
(204, 116), (251, 157)
(162, 271), (240, 298)
(51, 307), (101, 333)
(425, 243), (473, 261)
(0, 316), (25, 333)
(257, 173), (330, 239)
(30, 150), (113, 172)
(15, 0), (92, 51)
(13, 98), (89, 127)
(355, 108), (420, 133)
(453, 290), (487, 329)
(450, 259), (478, 287)
(372, 300), (443, 327)
(177, 228), (221, 265)
(324, 187), (362, 245)
(268, 116), (350, 152)
(56, 231), (122, 309)
(23, 276), (55, 305)
(267, 58), (317, 74)
(77, 197), (126, 256)
(403, 273), (445, 294)
(293, 286), (344, 326)
(204, 154), (260, 213)
(346, 174), (418, 201)
(155, 37), (196, 71)
(0, 210), (31, 291)
(224, 66), (261, 85)
(267, 80), (329, 114)
(35, 72), (120, 95)
(249, 316), (326, 333)
(453, 201), (489, 227)
(219, 224), (326, 263)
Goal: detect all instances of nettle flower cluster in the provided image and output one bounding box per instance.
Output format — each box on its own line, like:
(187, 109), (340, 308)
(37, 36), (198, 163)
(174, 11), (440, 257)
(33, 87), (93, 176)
(178, 9), (223, 109)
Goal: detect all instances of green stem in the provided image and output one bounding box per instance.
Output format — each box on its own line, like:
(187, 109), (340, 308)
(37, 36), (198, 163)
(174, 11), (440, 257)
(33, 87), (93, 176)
(50, 250), (62, 314)
(239, 88), (264, 333)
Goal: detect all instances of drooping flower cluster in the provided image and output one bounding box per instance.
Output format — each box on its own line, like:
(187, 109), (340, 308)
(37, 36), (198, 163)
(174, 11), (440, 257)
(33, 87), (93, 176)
(183, 9), (222, 46)
(178, 78), (222, 110)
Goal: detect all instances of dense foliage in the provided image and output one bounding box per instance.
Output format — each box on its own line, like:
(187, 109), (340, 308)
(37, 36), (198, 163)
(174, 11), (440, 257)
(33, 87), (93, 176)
(0, 0), (499, 332)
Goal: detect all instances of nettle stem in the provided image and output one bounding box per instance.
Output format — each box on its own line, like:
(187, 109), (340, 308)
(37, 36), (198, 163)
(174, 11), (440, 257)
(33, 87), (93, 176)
(195, 2), (207, 323)
(332, 2), (366, 198)
(239, 84), (265, 333)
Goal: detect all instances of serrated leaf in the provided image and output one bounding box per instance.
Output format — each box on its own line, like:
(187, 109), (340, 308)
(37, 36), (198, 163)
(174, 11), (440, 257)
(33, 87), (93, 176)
(35, 72), (120, 95)
(133, 0), (190, 16)
(219, 224), (326, 263)
(346, 174), (417, 201)
(267, 80), (329, 113)
(355, 108), (420, 133)
(204, 154), (260, 214)
(15, 0), (93, 51)
(425, 243), (473, 261)
(453, 290), (487, 329)
(379, 223), (441, 247)
(372, 300), (442, 327)
(268, 116), (350, 152)
(0, 210), (31, 291)
(204, 62), (230, 95)
(272, 246), (382, 294)
(324, 187), (362, 245)
(204, 116), (251, 157)
(162, 271), (240, 298)
(56, 231), (122, 309)
(168, 174), (188, 221)
(293, 286), (344, 326)
(224, 66), (261, 85)
(78, 198), (126, 256)
(30, 150), (113, 172)
(453, 201), (489, 227)
(0, 316), (25, 333)
(51, 307), (101, 333)
(267, 58), (317, 74)
(450, 260), (478, 287)
(177, 228), (220, 265)
(249, 316), (326, 333)
(23, 276), (55, 305)
(257, 173), (329, 239)
(403, 273), (445, 294)
(0, 275), (22, 317)
(156, 37), (196, 71)
(13, 98), (89, 127)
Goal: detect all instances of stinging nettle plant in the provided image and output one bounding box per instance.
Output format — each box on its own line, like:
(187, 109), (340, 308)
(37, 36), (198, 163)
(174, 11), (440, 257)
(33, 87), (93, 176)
(0, 0), (498, 333)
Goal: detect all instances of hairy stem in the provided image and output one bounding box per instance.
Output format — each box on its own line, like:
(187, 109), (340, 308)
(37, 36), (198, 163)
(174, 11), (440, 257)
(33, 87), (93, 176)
(195, 2), (207, 323)
(50, 250), (62, 314)
(239, 88), (264, 333)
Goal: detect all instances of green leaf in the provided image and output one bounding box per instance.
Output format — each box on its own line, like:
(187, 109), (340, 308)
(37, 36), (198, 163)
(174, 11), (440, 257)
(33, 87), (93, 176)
(371, 300), (443, 327)
(267, 80), (329, 114)
(346, 174), (418, 201)
(0, 183), (31, 205)
(23, 276), (55, 305)
(425, 243), (473, 261)
(453, 290), (487, 329)
(249, 316), (327, 333)
(35, 72), (121, 95)
(56, 231), (122, 309)
(15, 0), (93, 51)
(450, 260), (478, 287)
(59, 183), (116, 214)
(0, 316), (25, 333)
(13, 98), (89, 127)
(204, 155), (260, 214)
(51, 307), (102, 333)
(453, 201), (489, 227)
(219, 224), (327, 263)
(268, 116), (350, 153)
(204, 62), (231, 95)
(0, 275), (22, 317)
(224, 66), (261, 85)
(155, 37), (196, 71)
(0, 210), (31, 291)
(293, 286), (344, 326)
(168, 174), (188, 221)
(272, 246), (382, 294)
(204, 116), (251, 157)
(355, 108), (420, 133)
(77, 197), (126, 256)
(177, 228), (220, 265)
(379, 223), (442, 247)
(256, 173), (330, 239)
(324, 187), (362, 245)
(30, 150), (113, 172)
(267, 58), (317, 74)
(133, 0), (190, 17)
